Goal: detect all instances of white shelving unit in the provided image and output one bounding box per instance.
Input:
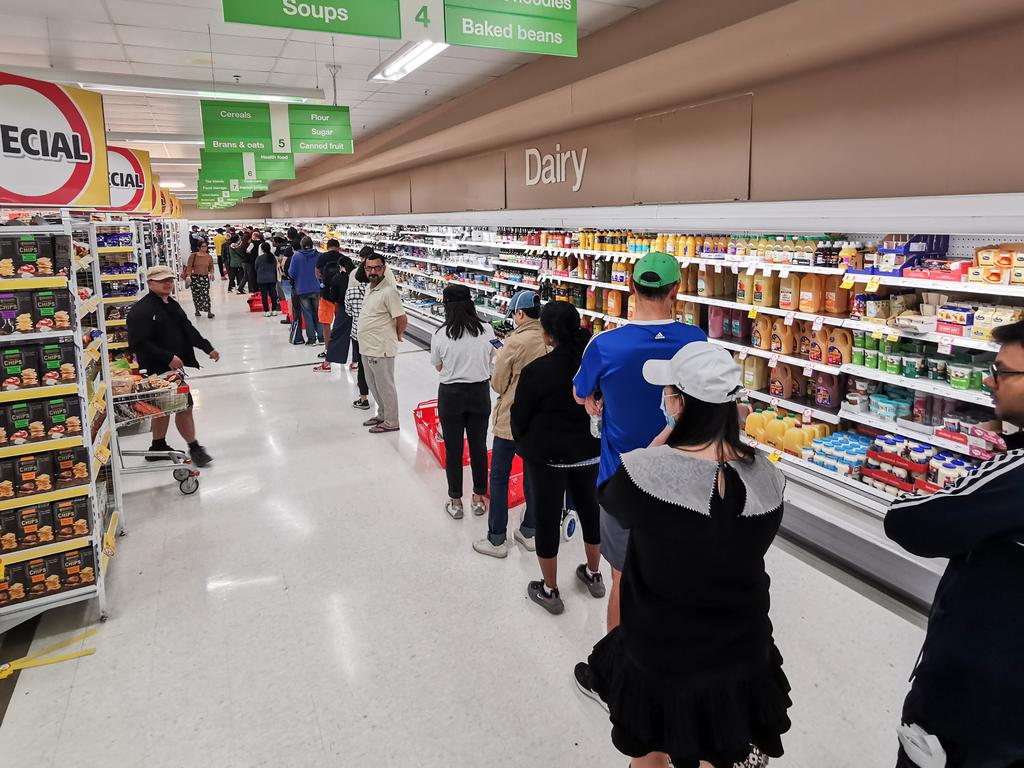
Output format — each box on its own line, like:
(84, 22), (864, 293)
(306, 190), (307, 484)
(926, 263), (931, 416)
(0, 220), (125, 634)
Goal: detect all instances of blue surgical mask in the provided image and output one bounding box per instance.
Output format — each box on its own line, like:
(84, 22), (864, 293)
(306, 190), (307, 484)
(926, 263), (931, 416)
(660, 399), (676, 429)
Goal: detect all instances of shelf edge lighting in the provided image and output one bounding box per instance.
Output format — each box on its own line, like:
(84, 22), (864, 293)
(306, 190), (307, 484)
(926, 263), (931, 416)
(369, 41), (450, 83)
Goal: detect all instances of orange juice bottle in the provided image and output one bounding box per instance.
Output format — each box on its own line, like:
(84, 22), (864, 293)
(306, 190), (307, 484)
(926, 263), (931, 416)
(778, 272), (801, 311)
(798, 273), (825, 314)
(753, 273), (779, 307)
(771, 319), (797, 354)
(827, 328), (853, 366)
(824, 274), (850, 315)
(809, 326), (831, 363)
(685, 235), (697, 258)
(751, 316), (773, 350)
(745, 409), (768, 441)
(784, 422), (813, 456)
(735, 272), (755, 304)
(764, 415), (788, 449)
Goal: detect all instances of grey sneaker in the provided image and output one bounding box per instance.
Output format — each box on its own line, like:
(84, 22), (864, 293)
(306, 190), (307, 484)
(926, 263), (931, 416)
(514, 529), (536, 552)
(527, 580), (564, 615)
(576, 565), (606, 598)
(574, 662), (608, 712)
(471, 498), (487, 517)
(472, 538), (508, 558)
(446, 500), (464, 520)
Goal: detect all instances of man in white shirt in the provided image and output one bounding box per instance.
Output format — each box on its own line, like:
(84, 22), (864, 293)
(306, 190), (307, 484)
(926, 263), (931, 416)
(357, 253), (407, 434)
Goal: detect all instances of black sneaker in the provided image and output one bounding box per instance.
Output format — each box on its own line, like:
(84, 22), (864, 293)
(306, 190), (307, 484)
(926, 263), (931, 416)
(189, 444), (213, 468)
(280, 318), (291, 325)
(317, 352), (327, 358)
(207, 312), (215, 319)
(527, 580), (564, 615)
(574, 662), (608, 712)
(145, 443), (177, 461)
(576, 564), (607, 598)
(352, 398), (371, 410)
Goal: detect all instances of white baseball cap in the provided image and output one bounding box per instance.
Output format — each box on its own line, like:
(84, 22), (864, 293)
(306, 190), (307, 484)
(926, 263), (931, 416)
(642, 342), (743, 404)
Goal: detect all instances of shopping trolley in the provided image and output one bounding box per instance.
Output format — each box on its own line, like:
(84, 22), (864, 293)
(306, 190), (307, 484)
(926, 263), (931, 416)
(111, 370), (200, 495)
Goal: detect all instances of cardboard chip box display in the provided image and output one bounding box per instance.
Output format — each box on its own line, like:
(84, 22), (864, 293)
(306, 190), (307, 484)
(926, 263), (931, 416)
(14, 453), (54, 497)
(0, 561), (28, 606)
(15, 503), (54, 550)
(53, 446), (89, 489)
(1, 345), (40, 390)
(61, 547), (95, 590)
(53, 497), (90, 540)
(0, 457), (15, 499)
(25, 556), (48, 600)
(0, 292), (36, 335)
(0, 507), (17, 552)
(43, 397), (82, 440)
(7, 400), (47, 445)
(33, 290), (73, 332)
(0, 235), (55, 279)
(38, 341), (77, 386)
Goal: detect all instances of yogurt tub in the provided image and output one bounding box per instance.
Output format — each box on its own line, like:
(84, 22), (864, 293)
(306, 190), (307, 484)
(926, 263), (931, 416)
(926, 357), (947, 380)
(852, 330), (866, 349)
(970, 365), (987, 391)
(851, 347), (865, 366)
(864, 349), (880, 369)
(948, 363), (973, 390)
(902, 354), (924, 378)
(885, 353), (903, 375)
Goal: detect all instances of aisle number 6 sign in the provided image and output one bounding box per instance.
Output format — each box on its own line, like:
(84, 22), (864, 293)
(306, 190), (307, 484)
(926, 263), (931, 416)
(401, 0), (445, 42)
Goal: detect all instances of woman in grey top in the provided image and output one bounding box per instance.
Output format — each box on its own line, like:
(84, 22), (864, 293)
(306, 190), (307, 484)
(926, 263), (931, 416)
(430, 283), (496, 520)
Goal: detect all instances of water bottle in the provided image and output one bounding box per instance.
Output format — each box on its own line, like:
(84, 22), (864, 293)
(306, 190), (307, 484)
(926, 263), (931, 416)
(590, 414), (602, 439)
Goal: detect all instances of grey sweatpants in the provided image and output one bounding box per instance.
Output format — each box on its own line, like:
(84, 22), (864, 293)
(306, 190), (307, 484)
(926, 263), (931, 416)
(364, 355), (399, 426)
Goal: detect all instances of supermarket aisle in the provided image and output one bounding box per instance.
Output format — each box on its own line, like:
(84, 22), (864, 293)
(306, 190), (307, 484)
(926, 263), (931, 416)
(0, 285), (927, 768)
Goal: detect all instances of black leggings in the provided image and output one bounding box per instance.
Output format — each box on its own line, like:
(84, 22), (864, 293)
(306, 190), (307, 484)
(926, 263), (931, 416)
(524, 460), (600, 559)
(352, 338), (368, 397)
(259, 282), (280, 311)
(437, 380), (491, 500)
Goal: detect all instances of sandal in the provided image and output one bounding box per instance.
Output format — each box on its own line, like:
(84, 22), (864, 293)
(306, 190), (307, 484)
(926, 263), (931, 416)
(362, 417), (384, 427)
(368, 423), (400, 434)
(446, 500), (464, 520)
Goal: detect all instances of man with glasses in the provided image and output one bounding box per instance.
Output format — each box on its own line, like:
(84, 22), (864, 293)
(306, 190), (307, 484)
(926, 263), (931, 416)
(356, 253), (407, 434)
(885, 320), (1024, 768)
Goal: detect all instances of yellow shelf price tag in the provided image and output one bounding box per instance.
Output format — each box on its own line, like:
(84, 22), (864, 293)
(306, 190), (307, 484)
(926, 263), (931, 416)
(872, 328), (885, 341)
(768, 450), (783, 464)
(748, 308), (759, 319)
(866, 276), (882, 292)
(887, 332), (901, 343)
(840, 276), (856, 290)
(0, 556), (4, 580)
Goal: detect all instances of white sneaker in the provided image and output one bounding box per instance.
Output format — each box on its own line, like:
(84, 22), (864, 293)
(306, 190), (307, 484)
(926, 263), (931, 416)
(472, 538), (509, 558)
(514, 529), (537, 552)
(271, 310), (278, 316)
(264, 311), (270, 317)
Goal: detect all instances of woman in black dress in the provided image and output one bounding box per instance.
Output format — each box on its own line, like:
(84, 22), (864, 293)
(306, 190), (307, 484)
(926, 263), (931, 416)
(576, 341), (792, 768)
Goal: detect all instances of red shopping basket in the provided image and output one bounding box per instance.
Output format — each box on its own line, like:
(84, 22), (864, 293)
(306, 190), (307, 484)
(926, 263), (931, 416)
(414, 400), (471, 469)
(507, 454), (526, 508)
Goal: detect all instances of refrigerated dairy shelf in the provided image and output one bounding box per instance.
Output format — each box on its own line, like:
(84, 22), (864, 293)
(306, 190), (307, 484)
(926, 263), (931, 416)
(744, 389), (842, 425)
(712, 338), (843, 377)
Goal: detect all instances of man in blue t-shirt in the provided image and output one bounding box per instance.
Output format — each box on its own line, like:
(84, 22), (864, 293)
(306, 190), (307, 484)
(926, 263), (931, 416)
(573, 250), (706, 632)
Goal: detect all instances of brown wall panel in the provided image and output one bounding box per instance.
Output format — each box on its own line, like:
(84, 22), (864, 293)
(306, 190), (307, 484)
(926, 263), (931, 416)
(505, 121), (635, 210)
(411, 152), (505, 213)
(374, 174), (412, 215)
(327, 184), (373, 217)
(750, 18), (1024, 200)
(633, 96), (752, 204)
(184, 201), (271, 221)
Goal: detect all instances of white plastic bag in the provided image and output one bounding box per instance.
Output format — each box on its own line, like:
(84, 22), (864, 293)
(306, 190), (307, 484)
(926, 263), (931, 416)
(897, 723), (947, 768)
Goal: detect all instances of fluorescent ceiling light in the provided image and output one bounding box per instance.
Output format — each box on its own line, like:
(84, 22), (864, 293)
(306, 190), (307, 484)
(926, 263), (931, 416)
(2, 66), (324, 104)
(369, 41), (449, 82)
(107, 133), (205, 145)
(160, 181), (187, 189)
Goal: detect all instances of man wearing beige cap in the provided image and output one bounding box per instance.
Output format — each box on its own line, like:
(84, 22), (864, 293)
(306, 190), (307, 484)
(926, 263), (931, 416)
(127, 266), (220, 467)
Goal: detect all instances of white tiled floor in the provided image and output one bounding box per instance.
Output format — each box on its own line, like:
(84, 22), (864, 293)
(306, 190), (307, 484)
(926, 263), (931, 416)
(0, 281), (929, 767)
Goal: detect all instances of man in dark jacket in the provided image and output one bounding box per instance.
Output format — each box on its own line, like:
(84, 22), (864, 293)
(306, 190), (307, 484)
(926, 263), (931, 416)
(886, 319), (1024, 768)
(127, 266), (220, 467)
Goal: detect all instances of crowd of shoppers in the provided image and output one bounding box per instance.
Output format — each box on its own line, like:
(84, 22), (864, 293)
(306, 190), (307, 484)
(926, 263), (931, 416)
(182, 230), (1024, 767)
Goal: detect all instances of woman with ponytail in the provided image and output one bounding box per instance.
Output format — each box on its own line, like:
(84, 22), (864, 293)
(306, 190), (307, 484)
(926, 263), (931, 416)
(511, 301), (603, 615)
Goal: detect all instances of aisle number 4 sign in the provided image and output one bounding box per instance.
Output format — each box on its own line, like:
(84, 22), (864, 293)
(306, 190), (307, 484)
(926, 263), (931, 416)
(222, 0), (576, 57)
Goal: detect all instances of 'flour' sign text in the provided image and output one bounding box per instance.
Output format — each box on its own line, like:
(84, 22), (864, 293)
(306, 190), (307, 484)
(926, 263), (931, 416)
(525, 144), (588, 193)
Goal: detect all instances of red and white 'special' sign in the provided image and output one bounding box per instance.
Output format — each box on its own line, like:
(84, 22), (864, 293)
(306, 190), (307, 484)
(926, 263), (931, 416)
(0, 71), (109, 207)
(102, 146), (154, 212)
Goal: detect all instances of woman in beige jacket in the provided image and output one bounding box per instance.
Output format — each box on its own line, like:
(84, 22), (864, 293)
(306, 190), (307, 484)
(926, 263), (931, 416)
(473, 289), (549, 559)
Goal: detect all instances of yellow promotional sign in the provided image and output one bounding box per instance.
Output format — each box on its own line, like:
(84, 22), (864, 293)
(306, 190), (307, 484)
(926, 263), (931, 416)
(0, 71), (110, 207)
(102, 146), (154, 213)
(148, 174), (161, 215)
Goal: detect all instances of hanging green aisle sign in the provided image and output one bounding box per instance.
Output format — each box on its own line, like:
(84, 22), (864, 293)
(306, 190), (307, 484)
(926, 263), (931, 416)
(222, 0), (401, 38)
(443, 0), (577, 57)
(201, 101), (353, 154)
(199, 150), (295, 183)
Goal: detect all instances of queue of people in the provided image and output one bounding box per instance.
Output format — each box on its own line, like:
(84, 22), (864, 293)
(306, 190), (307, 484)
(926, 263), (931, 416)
(422, 248), (1024, 768)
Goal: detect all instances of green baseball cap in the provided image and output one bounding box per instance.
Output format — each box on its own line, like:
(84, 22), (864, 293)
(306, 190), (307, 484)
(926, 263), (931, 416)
(632, 251), (681, 288)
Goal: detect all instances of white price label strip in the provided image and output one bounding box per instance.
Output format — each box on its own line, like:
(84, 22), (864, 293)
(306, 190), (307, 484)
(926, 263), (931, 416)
(746, 265), (758, 276)
(803, 365), (813, 377)
(938, 336), (954, 355)
(779, 267), (791, 279)
(680, 258), (691, 268)
(714, 264), (723, 274)
(769, 354), (780, 369)
(812, 317), (825, 331)
(739, 349), (750, 360)
(784, 311), (796, 326)
(803, 408), (813, 424)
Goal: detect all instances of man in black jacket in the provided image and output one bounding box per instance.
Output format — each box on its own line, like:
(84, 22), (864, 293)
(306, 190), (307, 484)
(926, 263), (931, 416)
(127, 266), (220, 467)
(886, 319), (1024, 768)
